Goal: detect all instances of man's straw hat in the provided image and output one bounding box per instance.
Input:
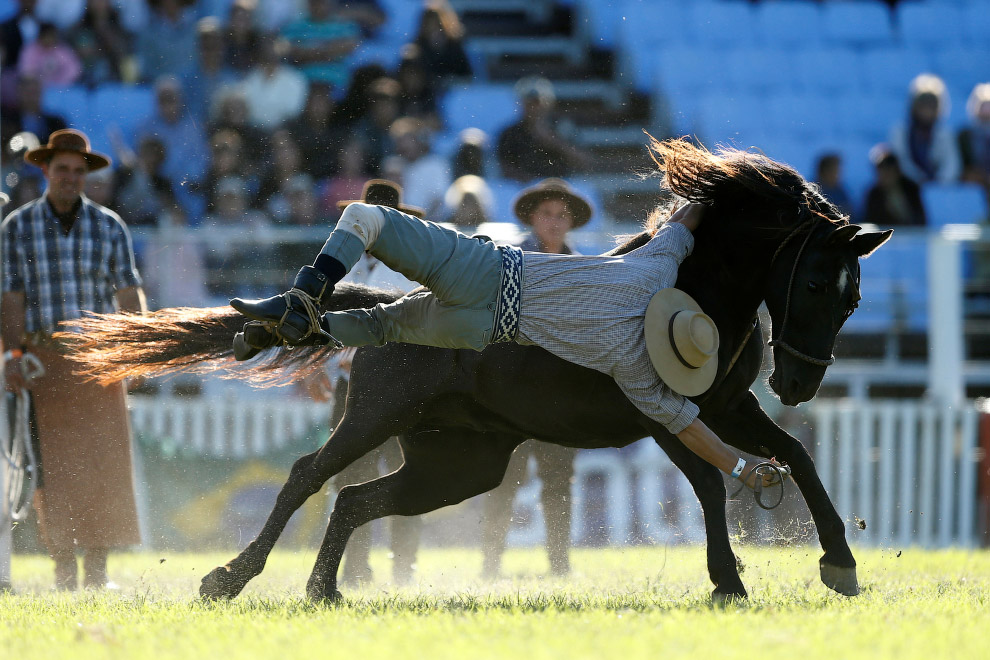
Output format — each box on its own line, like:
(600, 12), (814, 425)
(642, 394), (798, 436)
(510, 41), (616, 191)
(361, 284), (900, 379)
(644, 288), (719, 397)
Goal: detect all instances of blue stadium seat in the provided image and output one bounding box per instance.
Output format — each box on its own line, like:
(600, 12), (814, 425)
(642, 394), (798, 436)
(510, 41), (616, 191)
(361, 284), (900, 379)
(695, 92), (769, 147)
(764, 91), (838, 142)
(40, 85), (92, 135)
(830, 137), (876, 211)
(617, 0), (689, 91)
(686, 1), (757, 47)
(859, 47), (933, 96)
(821, 0), (895, 47)
(896, 2), (964, 49)
(921, 183), (988, 228)
(793, 48), (864, 94)
(932, 48), (990, 99)
(486, 177), (526, 223)
(0, 0), (16, 21)
(837, 91), (904, 145)
(581, 0), (625, 49)
(754, 0), (825, 49)
(962, 1), (990, 46)
(722, 47), (798, 94)
(90, 84), (156, 152)
(346, 39), (404, 72)
(376, 0), (424, 44)
(441, 84), (519, 141)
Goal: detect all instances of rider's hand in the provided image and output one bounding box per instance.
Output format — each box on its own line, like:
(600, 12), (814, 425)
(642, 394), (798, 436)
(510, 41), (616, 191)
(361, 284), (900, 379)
(668, 203), (705, 233)
(742, 458), (787, 491)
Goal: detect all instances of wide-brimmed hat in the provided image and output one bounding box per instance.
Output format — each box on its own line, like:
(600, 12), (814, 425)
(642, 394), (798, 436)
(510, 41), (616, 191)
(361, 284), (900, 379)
(337, 179), (424, 218)
(513, 178), (592, 227)
(24, 129), (111, 172)
(644, 288), (719, 397)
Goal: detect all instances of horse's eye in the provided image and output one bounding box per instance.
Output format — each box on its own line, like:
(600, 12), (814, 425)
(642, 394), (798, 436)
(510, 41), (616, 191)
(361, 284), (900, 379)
(807, 281), (819, 292)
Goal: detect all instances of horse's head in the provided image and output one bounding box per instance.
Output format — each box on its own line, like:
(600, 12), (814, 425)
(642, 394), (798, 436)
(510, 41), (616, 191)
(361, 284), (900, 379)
(764, 222), (892, 405)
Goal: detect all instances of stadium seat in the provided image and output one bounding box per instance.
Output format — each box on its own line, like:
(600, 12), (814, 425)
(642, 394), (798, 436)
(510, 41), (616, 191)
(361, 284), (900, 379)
(722, 47), (798, 94)
(440, 84), (519, 138)
(617, 0), (689, 91)
(830, 137), (876, 210)
(837, 91), (904, 145)
(921, 183), (988, 229)
(859, 48), (933, 97)
(764, 91), (838, 143)
(695, 92), (771, 147)
(754, 0), (825, 50)
(686, 0), (757, 48)
(347, 39), (404, 72)
(0, 0), (16, 21)
(90, 84), (156, 152)
(962, 1), (990, 46)
(895, 2), (963, 50)
(931, 48), (990, 100)
(821, 0), (895, 47)
(793, 48), (864, 94)
(40, 85), (92, 135)
(376, 0), (424, 44)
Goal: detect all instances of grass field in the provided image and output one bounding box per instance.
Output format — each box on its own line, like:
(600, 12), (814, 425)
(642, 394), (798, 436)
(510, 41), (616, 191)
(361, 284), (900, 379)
(1, 545), (988, 660)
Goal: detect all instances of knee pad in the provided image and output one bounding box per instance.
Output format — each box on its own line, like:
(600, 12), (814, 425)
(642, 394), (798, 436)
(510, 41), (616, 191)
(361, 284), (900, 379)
(337, 203), (387, 250)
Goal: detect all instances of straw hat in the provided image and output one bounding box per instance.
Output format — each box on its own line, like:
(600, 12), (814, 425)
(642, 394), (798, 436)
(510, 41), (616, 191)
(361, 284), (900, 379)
(337, 179), (424, 218)
(24, 129), (111, 172)
(512, 178), (592, 227)
(644, 288), (719, 397)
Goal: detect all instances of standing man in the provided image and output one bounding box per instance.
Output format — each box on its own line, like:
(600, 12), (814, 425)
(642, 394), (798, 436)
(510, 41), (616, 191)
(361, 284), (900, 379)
(481, 179), (589, 578)
(1, 129), (145, 590)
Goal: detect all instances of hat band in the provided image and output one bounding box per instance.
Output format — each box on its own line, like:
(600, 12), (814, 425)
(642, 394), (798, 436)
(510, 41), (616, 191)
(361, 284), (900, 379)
(668, 311), (699, 370)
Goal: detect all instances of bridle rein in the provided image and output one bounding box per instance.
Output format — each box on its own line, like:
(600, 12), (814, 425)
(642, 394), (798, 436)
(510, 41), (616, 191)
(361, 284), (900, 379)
(766, 219), (860, 368)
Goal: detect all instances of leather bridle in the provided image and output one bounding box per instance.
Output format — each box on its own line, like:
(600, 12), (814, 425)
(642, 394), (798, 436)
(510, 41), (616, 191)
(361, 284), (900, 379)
(766, 220), (860, 368)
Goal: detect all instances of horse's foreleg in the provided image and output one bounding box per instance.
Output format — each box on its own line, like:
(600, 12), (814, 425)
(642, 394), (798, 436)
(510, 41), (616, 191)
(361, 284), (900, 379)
(706, 391), (859, 596)
(651, 427), (747, 601)
(199, 415), (395, 600)
(306, 431), (517, 602)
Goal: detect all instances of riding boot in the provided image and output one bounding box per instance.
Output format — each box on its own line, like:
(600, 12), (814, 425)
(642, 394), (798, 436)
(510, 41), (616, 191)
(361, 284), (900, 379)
(231, 264), (337, 341)
(83, 547), (118, 590)
(53, 553), (78, 591)
(340, 523), (374, 586)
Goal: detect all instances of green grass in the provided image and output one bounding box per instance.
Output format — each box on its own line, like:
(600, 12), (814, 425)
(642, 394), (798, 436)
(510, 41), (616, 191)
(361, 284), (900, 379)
(2, 546), (988, 660)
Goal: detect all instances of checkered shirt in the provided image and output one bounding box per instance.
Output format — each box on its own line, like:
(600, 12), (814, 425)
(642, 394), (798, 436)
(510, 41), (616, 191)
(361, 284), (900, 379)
(1, 193), (143, 335)
(516, 222), (700, 434)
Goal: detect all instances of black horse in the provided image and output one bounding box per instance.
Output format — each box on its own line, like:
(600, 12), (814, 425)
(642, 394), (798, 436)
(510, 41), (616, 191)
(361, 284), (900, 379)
(63, 140), (891, 602)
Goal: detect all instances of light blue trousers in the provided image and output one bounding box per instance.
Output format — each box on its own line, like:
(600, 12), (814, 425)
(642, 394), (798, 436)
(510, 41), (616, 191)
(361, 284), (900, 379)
(319, 206), (504, 350)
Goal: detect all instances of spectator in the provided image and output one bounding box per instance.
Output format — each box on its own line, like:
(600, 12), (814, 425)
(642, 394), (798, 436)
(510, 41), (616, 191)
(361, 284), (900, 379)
(17, 22), (82, 88)
(413, 0), (472, 87)
(452, 127), (487, 178)
(199, 129), (256, 214)
(285, 82), (346, 180)
(389, 117), (450, 218)
(83, 165), (115, 208)
(271, 172), (319, 225)
(355, 76), (402, 175)
(861, 144), (927, 227)
(225, 0), (262, 73)
(959, 83), (990, 194)
(255, 130), (306, 211)
(137, 75), (209, 216)
(395, 44), (439, 128)
(0, 75), (67, 145)
(497, 76), (593, 183)
(67, 0), (135, 87)
(137, 0), (198, 82)
(481, 178), (594, 579)
(281, 0), (361, 88)
(443, 174), (493, 227)
(1, 129), (145, 590)
(330, 62), (388, 127)
(209, 88), (270, 174)
(320, 136), (370, 219)
(0, 0), (41, 73)
(814, 152), (853, 218)
(238, 35), (309, 131)
(181, 17), (238, 123)
(200, 175), (273, 298)
(1, 131), (41, 203)
(112, 133), (181, 228)
(889, 73), (961, 185)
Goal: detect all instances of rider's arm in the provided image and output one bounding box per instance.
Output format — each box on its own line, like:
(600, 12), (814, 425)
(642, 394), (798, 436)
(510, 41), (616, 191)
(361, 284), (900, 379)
(676, 417), (778, 490)
(2, 291), (28, 391)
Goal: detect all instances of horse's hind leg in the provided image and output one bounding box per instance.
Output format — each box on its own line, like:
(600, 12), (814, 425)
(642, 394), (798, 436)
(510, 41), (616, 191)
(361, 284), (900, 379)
(199, 413), (398, 600)
(305, 430), (518, 602)
(649, 425), (747, 601)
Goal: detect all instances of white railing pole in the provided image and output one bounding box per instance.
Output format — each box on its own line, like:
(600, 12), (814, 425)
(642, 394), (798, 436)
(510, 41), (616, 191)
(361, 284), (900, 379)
(927, 234), (965, 406)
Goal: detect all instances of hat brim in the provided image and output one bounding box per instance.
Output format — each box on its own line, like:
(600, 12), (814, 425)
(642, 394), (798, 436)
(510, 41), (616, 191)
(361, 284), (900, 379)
(513, 189), (592, 227)
(644, 288), (719, 397)
(24, 147), (111, 172)
(336, 199), (425, 218)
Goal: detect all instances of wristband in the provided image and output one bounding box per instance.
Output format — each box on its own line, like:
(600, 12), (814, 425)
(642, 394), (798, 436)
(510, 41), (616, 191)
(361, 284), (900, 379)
(730, 457), (747, 479)
(3, 348), (23, 361)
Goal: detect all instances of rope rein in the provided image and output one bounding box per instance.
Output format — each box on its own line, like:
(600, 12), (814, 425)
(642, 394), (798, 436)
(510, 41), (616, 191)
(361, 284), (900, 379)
(729, 461), (791, 510)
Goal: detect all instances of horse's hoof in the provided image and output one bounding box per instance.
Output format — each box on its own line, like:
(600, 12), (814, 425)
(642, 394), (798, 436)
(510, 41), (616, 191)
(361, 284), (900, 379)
(200, 565), (247, 601)
(307, 585), (343, 604)
(711, 588), (747, 605)
(820, 562), (860, 596)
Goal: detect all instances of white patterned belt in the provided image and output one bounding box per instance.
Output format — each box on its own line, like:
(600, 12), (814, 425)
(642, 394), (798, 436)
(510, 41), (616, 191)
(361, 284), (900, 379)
(491, 245), (523, 343)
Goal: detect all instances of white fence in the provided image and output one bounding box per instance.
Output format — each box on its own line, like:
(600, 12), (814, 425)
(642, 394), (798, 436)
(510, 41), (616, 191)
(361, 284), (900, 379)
(126, 396), (990, 550)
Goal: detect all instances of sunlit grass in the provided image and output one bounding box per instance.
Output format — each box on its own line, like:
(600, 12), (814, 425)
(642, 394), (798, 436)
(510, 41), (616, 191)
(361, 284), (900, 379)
(2, 546), (988, 660)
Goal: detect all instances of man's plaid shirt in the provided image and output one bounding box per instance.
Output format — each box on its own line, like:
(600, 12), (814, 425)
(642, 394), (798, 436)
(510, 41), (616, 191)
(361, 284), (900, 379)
(517, 222), (700, 434)
(1, 193), (143, 335)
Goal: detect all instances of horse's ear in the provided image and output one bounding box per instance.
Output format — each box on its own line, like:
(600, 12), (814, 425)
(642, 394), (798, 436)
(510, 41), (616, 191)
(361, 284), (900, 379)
(851, 229), (894, 257)
(827, 224), (862, 245)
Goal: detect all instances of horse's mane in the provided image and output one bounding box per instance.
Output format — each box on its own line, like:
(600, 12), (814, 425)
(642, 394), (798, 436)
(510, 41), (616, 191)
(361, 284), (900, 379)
(57, 282), (402, 387)
(639, 137), (848, 237)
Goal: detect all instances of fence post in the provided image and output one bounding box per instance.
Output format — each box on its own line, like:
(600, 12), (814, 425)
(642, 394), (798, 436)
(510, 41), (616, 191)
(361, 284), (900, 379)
(927, 233), (964, 406)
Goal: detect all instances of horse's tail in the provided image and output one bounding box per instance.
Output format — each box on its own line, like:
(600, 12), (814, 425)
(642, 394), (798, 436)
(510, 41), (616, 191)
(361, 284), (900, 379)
(56, 282), (403, 387)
